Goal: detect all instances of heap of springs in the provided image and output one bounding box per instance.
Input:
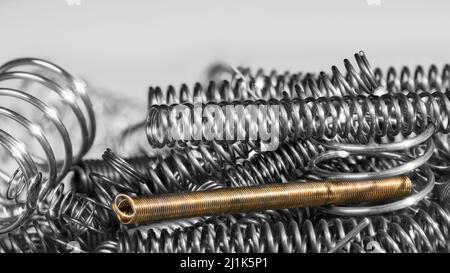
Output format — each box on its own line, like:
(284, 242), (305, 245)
(1, 51), (450, 253)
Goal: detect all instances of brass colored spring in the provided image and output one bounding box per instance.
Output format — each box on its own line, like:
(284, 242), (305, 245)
(112, 176), (412, 225)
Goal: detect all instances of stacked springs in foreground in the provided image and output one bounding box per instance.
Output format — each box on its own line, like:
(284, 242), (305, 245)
(1, 51), (450, 253)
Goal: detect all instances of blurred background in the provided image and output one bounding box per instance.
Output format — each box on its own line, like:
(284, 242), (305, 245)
(1, 0), (448, 99)
(0, 0), (448, 156)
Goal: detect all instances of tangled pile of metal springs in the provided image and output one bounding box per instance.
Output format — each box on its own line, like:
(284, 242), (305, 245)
(1, 51), (450, 253)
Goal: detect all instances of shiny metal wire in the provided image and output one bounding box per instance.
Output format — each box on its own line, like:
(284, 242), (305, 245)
(0, 58), (96, 234)
(209, 51), (378, 99)
(147, 90), (450, 148)
(375, 64), (450, 93)
(95, 207), (309, 253)
(0, 214), (88, 253)
(72, 155), (158, 195)
(87, 149), (226, 211)
(36, 183), (114, 237)
(96, 199), (450, 253)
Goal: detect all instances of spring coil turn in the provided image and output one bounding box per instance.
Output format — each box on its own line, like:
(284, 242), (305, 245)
(144, 52), (378, 181)
(209, 51), (378, 99)
(0, 58), (96, 233)
(96, 199), (450, 253)
(86, 149), (227, 210)
(0, 214), (87, 253)
(146, 90), (450, 149)
(72, 156), (158, 195)
(36, 183), (114, 237)
(375, 64), (450, 93)
(95, 207), (310, 253)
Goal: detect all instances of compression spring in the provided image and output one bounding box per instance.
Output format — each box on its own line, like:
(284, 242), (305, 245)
(375, 64), (450, 93)
(0, 214), (87, 253)
(72, 156), (158, 195)
(146, 90), (449, 149)
(36, 183), (114, 237)
(98, 199), (450, 253)
(0, 58), (96, 233)
(209, 51), (378, 99)
(95, 207), (311, 253)
(87, 149), (228, 210)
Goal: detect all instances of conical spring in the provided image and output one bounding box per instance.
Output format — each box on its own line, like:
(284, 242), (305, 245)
(0, 58), (96, 234)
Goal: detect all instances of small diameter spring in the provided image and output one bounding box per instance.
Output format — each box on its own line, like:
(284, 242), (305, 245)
(112, 176), (411, 225)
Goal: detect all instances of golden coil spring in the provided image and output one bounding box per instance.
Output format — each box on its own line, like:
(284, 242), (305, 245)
(112, 176), (411, 225)
(99, 199), (450, 253)
(85, 149), (228, 233)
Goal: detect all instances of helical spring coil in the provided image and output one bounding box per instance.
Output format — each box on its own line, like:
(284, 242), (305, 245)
(0, 214), (87, 253)
(146, 90), (450, 149)
(232, 56), (450, 96)
(37, 182), (114, 237)
(95, 199), (450, 253)
(375, 64), (450, 93)
(95, 207), (311, 253)
(72, 156), (158, 195)
(209, 51), (378, 99)
(0, 58), (96, 233)
(147, 80), (260, 182)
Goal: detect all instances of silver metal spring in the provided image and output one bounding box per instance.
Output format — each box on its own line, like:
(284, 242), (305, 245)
(0, 214), (87, 253)
(0, 58), (96, 234)
(36, 182), (114, 237)
(233, 57), (450, 97)
(86, 149), (320, 235)
(95, 199), (450, 253)
(88, 149), (227, 210)
(72, 156), (158, 195)
(148, 80), (258, 164)
(94, 207), (310, 253)
(145, 53), (377, 178)
(209, 51), (378, 99)
(222, 139), (414, 187)
(225, 140), (324, 187)
(146, 90), (448, 149)
(375, 64), (450, 93)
